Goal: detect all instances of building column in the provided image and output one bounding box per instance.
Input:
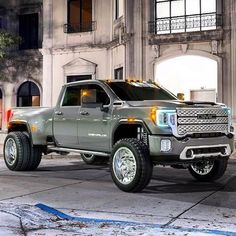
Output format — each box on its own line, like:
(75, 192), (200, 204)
(125, 0), (135, 79)
(231, 0), (236, 124)
(133, 0), (143, 80)
(42, 0), (53, 107)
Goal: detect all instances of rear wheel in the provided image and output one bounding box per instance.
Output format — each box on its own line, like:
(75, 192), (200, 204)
(110, 138), (153, 192)
(188, 158), (228, 182)
(4, 132), (30, 171)
(26, 146), (42, 171)
(81, 154), (109, 165)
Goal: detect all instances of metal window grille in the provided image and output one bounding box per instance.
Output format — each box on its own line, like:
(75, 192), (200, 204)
(149, 0), (222, 34)
(64, 21), (96, 33)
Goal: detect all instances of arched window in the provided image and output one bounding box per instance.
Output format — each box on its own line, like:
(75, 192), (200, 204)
(17, 81), (40, 107)
(155, 55), (217, 101)
(0, 89), (2, 130)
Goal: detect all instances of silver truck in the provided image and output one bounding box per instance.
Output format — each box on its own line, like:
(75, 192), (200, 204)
(4, 80), (234, 192)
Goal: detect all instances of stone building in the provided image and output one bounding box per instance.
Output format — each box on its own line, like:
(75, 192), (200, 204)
(0, 0), (236, 134)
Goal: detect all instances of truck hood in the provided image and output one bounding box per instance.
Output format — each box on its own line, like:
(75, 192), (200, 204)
(126, 100), (222, 109)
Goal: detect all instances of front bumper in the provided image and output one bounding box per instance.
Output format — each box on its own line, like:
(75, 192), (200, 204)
(149, 134), (234, 164)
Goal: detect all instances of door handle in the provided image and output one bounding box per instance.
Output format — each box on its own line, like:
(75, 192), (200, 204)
(55, 111), (63, 116)
(80, 110), (89, 116)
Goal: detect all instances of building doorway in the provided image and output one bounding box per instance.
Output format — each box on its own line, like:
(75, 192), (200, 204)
(155, 55), (218, 102)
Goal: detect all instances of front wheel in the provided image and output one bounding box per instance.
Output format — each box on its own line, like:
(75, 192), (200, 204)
(110, 138), (153, 192)
(188, 158), (228, 182)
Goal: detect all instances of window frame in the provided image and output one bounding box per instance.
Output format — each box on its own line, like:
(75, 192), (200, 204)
(62, 85), (81, 107)
(114, 0), (124, 20)
(67, 0), (93, 33)
(19, 13), (39, 50)
(153, 0), (222, 34)
(61, 83), (111, 107)
(114, 67), (124, 80)
(17, 81), (40, 107)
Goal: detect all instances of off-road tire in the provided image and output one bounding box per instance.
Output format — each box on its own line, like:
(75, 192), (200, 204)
(110, 138), (153, 192)
(188, 158), (228, 182)
(4, 132), (31, 171)
(81, 154), (109, 165)
(26, 146), (42, 171)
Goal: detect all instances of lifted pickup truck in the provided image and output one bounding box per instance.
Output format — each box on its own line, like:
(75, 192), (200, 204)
(4, 80), (234, 192)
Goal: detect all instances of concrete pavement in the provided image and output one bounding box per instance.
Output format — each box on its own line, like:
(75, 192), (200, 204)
(0, 155), (236, 235)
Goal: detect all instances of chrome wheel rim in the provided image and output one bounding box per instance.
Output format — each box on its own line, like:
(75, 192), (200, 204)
(191, 161), (214, 175)
(113, 147), (137, 185)
(5, 138), (17, 166)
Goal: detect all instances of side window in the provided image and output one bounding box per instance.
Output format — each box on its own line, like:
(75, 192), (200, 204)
(62, 85), (81, 106)
(81, 84), (110, 106)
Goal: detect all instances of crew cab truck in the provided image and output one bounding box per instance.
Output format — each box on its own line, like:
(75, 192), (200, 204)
(4, 80), (234, 192)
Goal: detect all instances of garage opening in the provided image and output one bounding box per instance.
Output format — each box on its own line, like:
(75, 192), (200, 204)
(155, 55), (218, 102)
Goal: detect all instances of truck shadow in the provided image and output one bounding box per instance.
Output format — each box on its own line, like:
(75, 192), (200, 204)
(37, 162), (236, 194)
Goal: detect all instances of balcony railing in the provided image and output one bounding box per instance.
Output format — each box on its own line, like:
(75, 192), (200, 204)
(149, 13), (222, 34)
(64, 21), (96, 34)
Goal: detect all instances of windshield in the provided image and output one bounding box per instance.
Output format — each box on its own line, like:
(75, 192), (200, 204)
(106, 81), (177, 101)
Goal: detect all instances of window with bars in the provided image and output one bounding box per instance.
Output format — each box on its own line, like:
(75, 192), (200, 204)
(150, 0), (222, 34)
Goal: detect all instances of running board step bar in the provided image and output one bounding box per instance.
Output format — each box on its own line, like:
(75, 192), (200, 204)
(47, 146), (110, 157)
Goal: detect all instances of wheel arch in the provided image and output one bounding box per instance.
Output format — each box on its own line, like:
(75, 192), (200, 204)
(7, 121), (45, 146)
(8, 121), (31, 134)
(112, 120), (150, 147)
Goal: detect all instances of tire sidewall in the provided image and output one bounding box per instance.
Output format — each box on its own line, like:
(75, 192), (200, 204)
(189, 158), (228, 181)
(4, 134), (17, 170)
(4, 132), (31, 171)
(81, 154), (96, 164)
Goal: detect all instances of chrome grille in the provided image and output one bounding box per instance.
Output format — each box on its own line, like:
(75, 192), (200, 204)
(177, 107), (229, 136)
(177, 108), (228, 117)
(178, 117), (228, 124)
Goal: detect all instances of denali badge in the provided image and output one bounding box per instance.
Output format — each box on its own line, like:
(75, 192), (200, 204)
(197, 114), (217, 120)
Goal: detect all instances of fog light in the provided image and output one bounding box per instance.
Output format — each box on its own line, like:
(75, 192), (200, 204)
(160, 139), (171, 152)
(186, 149), (193, 158)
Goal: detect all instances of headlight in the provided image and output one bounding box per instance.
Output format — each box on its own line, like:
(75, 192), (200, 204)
(156, 110), (176, 127)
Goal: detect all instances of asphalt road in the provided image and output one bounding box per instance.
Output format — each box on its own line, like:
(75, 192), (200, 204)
(0, 155), (236, 235)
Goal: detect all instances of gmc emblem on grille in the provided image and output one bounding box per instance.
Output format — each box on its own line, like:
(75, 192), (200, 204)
(197, 114), (217, 120)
